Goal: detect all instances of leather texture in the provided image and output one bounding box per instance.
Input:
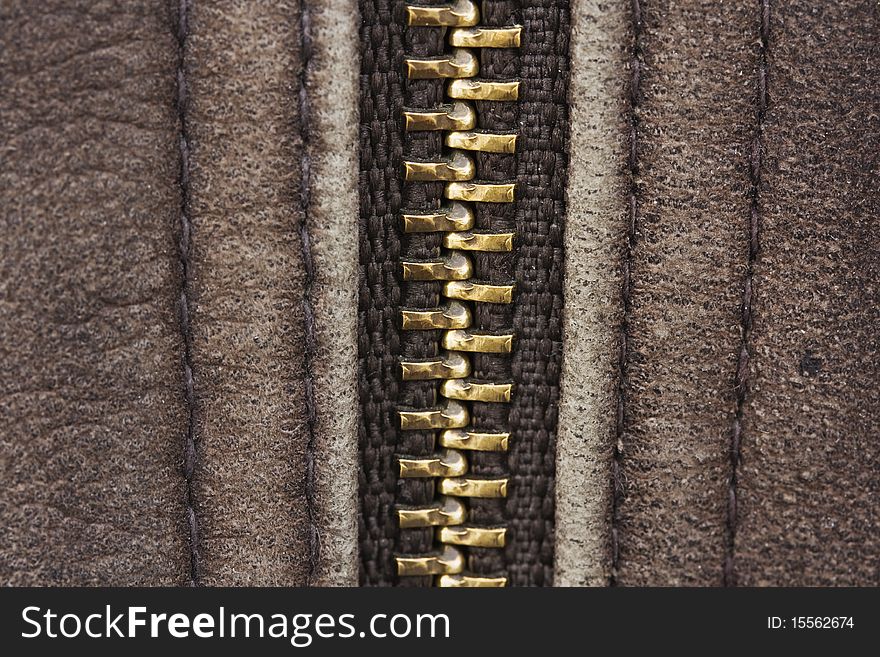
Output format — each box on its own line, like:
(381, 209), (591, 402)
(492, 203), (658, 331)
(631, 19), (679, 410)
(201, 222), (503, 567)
(613, 0), (756, 587)
(1, 0), (360, 586)
(556, 0), (879, 586)
(1, 1), (190, 585)
(172, 0), (361, 586)
(1, 0), (876, 587)
(734, 0), (879, 586)
(554, 0), (629, 587)
(183, 0), (313, 586)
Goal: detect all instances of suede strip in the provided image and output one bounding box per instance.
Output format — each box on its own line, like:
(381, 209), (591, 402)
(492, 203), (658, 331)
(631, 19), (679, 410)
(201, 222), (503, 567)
(734, 0), (880, 586)
(0, 1), (189, 585)
(554, 0), (630, 587)
(614, 0), (755, 586)
(183, 0), (311, 586)
(306, 0), (362, 587)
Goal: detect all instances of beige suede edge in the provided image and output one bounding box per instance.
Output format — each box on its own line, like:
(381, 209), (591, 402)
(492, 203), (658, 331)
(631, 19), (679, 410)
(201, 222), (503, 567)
(554, 0), (629, 587)
(308, 0), (361, 586)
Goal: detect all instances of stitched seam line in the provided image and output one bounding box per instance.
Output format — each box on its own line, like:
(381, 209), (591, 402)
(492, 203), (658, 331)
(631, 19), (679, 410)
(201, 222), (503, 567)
(174, 0), (200, 587)
(610, 0), (643, 588)
(724, 0), (770, 588)
(297, 0), (320, 585)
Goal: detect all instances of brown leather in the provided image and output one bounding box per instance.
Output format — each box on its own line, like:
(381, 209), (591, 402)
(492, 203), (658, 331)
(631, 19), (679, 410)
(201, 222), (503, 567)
(0, 2), (189, 585)
(613, 0), (755, 586)
(183, 0), (312, 586)
(1, 0), (361, 587)
(735, 0), (880, 586)
(562, 0), (879, 586)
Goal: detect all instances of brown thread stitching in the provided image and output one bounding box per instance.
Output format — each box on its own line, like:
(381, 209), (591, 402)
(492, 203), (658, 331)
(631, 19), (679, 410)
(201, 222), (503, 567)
(610, 0), (643, 588)
(297, 0), (320, 585)
(174, 0), (200, 587)
(724, 0), (770, 588)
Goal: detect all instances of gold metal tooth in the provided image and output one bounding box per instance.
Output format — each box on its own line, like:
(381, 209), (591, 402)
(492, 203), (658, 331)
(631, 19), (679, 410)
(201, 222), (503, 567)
(442, 329), (513, 354)
(448, 78), (520, 101)
(404, 102), (476, 132)
(445, 130), (517, 154)
(444, 280), (515, 304)
(445, 181), (516, 203)
(404, 150), (475, 182)
(438, 525), (506, 548)
(437, 476), (509, 498)
(441, 378), (513, 403)
(406, 48), (478, 80)
(437, 574), (507, 587)
(448, 26), (522, 48)
(400, 351), (470, 381)
(403, 202), (474, 233)
(440, 428), (509, 452)
(402, 251), (473, 281)
(442, 231), (514, 252)
(396, 545), (465, 577)
(399, 449), (467, 478)
(406, 0), (479, 27)
(397, 497), (467, 529)
(399, 399), (469, 431)
(400, 300), (472, 330)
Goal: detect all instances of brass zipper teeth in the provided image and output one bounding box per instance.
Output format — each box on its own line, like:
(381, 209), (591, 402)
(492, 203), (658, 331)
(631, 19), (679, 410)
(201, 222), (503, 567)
(437, 574), (507, 588)
(395, 1), (519, 587)
(398, 496), (467, 529)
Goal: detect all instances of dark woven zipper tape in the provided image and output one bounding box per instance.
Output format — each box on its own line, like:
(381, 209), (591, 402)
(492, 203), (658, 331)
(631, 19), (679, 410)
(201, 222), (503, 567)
(357, 0), (571, 586)
(357, 0), (410, 587)
(505, 0), (569, 586)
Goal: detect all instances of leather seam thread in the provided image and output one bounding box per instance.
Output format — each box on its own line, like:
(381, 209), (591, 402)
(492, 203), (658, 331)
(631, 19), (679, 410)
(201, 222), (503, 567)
(610, 0), (643, 588)
(297, 0), (321, 585)
(174, 0), (200, 587)
(725, 0), (771, 588)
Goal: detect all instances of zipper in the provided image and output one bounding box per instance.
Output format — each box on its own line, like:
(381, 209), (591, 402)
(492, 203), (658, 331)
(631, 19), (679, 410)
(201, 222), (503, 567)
(393, 0), (520, 587)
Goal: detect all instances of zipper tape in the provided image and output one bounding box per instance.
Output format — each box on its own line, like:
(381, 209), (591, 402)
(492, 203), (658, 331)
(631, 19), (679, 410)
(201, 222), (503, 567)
(395, 0), (520, 587)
